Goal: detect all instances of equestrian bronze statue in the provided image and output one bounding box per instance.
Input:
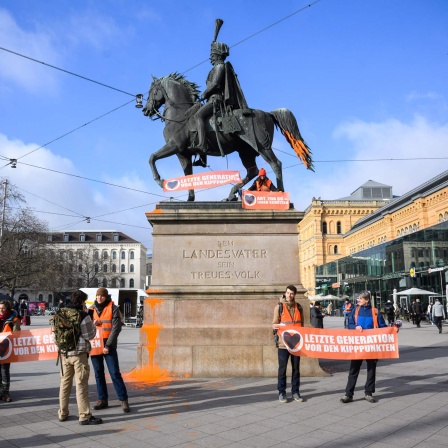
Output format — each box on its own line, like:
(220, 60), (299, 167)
(142, 19), (314, 201)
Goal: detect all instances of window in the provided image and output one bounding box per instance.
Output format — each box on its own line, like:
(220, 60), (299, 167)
(47, 234), (53, 242)
(103, 264), (108, 273)
(77, 278), (83, 287)
(96, 233), (102, 242)
(322, 222), (327, 234)
(103, 251), (108, 259)
(64, 234), (69, 242)
(112, 264), (117, 273)
(121, 251), (126, 259)
(113, 234), (120, 242)
(68, 251), (73, 260)
(80, 234), (85, 242)
(112, 278), (117, 288)
(334, 245), (338, 255)
(77, 250), (83, 259)
(130, 264), (134, 273)
(130, 279), (134, 288)
(78, 264), (83, 273)
(337, 221), (342, 234)
(102, 278), (107, 287)
(93, 278), (99, 287)
(94, 251), (99, 260)
(95, 264), (99, 273)
(121, 264), (125, 273)
(120, 279), (125, 288)
(112, 251), (117, 260)
(130, 251), (135, 260)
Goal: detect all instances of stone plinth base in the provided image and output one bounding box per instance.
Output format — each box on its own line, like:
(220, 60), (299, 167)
(138, 202), (327, 377)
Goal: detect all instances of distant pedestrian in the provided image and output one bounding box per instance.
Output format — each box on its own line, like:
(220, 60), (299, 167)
(384, 300), (395, 326)
(432, 299), (445, 334)
(427, 302), (434, 325)
(414, 299), (423, 328)
(342, 299), (353, 329)
(310, 301), (324, 328)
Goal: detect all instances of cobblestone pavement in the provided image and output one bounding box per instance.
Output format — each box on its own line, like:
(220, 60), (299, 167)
(1, 316), (447, 448)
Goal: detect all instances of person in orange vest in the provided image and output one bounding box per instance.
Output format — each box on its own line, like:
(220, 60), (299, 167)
(340, 291), (387, 404)
(89, 288), (130, 413)
(248, 168), (280, 192)
(0, 299), (21, 402)
(272, 285), (304, 403)
(342, 299), (353, 329)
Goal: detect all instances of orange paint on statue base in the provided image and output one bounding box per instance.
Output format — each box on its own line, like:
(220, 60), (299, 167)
(124, 297), (174, 384)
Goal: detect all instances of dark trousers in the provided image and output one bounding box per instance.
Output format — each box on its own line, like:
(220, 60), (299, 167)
(415, 314), (422, 327)
(434, 316), (443, 332)
(345, 359), (378, 397)
(0, 363), (11, 393)
(344, 314), (350, 329)
(277, 348), (300, 395)
(91, 348), (128, 401)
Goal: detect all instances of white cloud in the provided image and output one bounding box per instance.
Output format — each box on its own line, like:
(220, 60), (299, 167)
(0, 9), (60, 93)
(331, 115), (448, 197)
(406, 91), (443, 101)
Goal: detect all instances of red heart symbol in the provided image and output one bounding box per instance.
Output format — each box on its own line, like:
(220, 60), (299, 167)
(0, 336), (10, 359)
(283, 332), (301, 350)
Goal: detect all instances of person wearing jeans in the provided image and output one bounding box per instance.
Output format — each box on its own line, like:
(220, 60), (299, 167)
(89, 288), (130, 413)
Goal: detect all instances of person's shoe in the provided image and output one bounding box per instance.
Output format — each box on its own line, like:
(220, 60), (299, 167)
(340, 396), (353, 403)
(93, 399), (108, 410)
(292, 393), (303, 402)
(58, 416), (68, 422)
(121, 400), (130, 413)
(365, 395), (376, 403)
(79, 415), (103, 425)
(279, 393), (287, 403)
(1, 393), (11, 402)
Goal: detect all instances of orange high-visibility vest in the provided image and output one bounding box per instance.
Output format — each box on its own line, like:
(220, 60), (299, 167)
(90, 302), (113, 339)
(279, 302), (303, 326)
(256, 179), (272, 191)
(354, 306), (379, 328)
(344, 303), (353, 314)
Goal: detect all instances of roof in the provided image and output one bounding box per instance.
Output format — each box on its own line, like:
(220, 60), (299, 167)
(46, 230), (141, 244)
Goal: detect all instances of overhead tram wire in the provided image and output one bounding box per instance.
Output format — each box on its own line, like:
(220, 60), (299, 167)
(2, 1), (325, 165)
(17, 99), (135, 160)
(0, 46), (135, 97)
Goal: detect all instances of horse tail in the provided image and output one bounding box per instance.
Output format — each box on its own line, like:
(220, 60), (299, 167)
(270, 108), (314, 172)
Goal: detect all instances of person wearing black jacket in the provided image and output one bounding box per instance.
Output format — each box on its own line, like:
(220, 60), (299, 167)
(310, 301), (324, 328)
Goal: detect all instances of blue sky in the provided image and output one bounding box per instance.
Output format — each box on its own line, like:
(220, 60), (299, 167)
(1, 0), (447, 252)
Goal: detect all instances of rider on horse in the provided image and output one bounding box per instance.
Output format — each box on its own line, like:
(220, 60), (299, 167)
(193, 19), (248, 167)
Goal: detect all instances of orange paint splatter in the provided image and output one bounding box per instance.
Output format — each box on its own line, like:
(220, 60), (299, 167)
(124, 297), (173, 385)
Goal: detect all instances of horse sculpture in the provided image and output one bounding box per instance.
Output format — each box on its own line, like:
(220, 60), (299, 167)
(143, 73), (314, 201)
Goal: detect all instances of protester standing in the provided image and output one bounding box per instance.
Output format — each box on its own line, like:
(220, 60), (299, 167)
(432, 299), (445, 334)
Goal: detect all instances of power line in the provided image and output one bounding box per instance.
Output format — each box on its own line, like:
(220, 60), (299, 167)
(17, 99), (134, 160)
(0, 46), (135, 97)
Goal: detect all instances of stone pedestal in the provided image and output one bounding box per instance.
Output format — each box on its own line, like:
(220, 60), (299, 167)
(138, 202), (326, 377)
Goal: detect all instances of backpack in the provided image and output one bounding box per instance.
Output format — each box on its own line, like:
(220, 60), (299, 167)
(50, 308), (82, 357)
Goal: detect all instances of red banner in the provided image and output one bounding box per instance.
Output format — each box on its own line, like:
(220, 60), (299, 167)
(163, 171), (241, 192)
(279, 326), (399, 360)
(0, 328), (104, 363)
(242, 190), (290, 210)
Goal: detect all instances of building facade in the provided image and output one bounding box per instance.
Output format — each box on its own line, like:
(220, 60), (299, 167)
(314, 170), (448, 308)
(298, 180), (393, 295)
(9, 230), (147, 306)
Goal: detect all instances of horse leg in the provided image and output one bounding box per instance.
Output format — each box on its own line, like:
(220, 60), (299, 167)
(227, 149), (258, 200)
(176, 153), (195, 201)
(149, 142), (179, 188)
